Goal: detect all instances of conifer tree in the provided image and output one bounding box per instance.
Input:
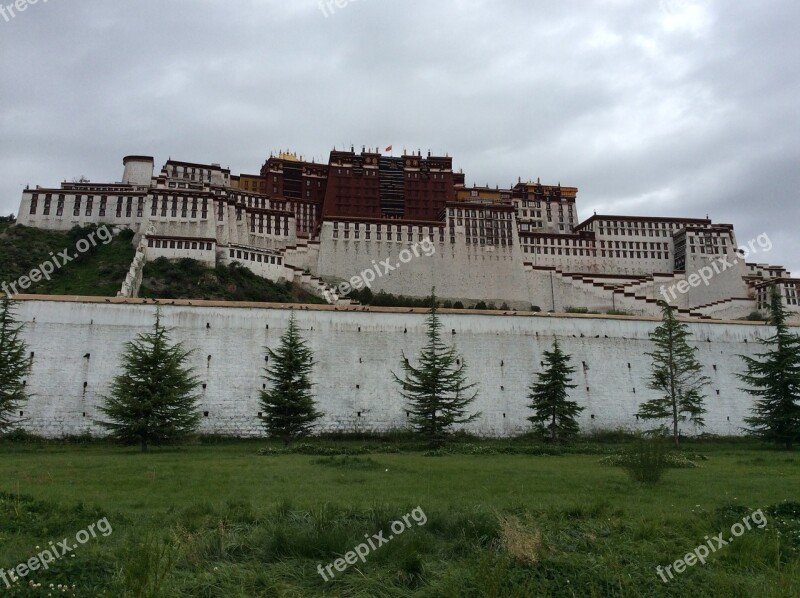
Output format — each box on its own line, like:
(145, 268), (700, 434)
(260, 311), (322, 447)
(527, 339), (583, 443)
(739, 286), (800, 450)
(0, 297), (30, 434)
(98, 309), (201, 452)
(638, 302), (709, 448)
(393, 289), (480, 447)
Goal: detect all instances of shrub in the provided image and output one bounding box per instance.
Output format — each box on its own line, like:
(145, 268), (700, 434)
(615, 435), (670, 484)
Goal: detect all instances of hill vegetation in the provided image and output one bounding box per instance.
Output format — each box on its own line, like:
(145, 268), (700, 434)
(139, 257), (326, 304)
(0, 218), (134, 297)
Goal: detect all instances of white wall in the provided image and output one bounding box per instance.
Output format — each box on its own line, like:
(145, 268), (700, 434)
(14, 298), (780, 439)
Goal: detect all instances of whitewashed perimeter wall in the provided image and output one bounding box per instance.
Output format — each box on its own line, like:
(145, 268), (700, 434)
(15, 299), (777, 439)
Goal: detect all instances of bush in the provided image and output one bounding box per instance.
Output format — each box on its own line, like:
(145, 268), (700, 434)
(615, 435), (670, 484)
(453, 301), (465, 309)
(743, 311), (767, 321)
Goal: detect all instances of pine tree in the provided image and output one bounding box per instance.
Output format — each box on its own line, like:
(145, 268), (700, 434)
(527, 339), (583, 443)
(393, 289), (480, 447)
(260, 311), (322, 447)
(0, 297), (30, 434)
(638, 302), (709, 448)
(739, 286), (800, 450)
(98, 309), (201, 452)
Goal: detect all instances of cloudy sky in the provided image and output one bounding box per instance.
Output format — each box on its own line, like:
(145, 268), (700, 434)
(1, 0), (798, 272)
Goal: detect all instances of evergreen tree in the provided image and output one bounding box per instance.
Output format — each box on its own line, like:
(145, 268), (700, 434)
(0, 297), (30, 434)
(739, 286), (800, 450)
(527, 339), (583, 443)
(98, 309), (201, 452)
(260, 311), (322, 446)
(638, 302), (709, 448)
(393, 289), (480, 446)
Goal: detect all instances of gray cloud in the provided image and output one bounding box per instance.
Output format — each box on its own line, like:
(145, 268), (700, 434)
(1, 0), (798, 272)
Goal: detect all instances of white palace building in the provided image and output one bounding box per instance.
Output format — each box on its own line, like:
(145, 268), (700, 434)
(15, 152), (800, 321)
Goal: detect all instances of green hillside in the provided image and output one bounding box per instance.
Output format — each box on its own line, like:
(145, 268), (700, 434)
(0, 218), (324, 303)
(139, 257), (326, 304)
(0, 218), (134, 297)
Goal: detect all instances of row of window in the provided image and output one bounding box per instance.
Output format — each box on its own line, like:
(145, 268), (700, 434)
(151, 197), (209, 219)
(148, 239), (213, 251)
(249, 214), (291, 236)
(334, 230), (443, 243)
(229, 249), (283, 266)
(526, 246), (669, 259)
(31, 196), (145, 218)
(448, 209), (514, 220)
(333, 222), (442, 234)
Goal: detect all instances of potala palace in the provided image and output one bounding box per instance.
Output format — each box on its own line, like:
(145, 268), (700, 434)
(15, 150), (799, 320)
(9, 149), (800, 438)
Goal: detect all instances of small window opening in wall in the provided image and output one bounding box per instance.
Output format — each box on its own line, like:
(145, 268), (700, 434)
(358, 327), (361, 332)
(359, 358), (362, 363)
(263, 384), (267, 390)
(713, 364), (717, 371)
(590, 414), (595, 420)
(632, 388), (636, 394)
(206, 323), (211, 329)
(406, 411), (410, 418)
(84, 353), (91, 360)
(258, 412), (263, 418)
(266, 324), (269, 330)
(500, 360), (504, 367)
(203, 411), (209, 417)
(716, 390), (720, 395)
(500, 386), (504, 391)
(502, 413), (506, 418)
(627, 363), (631, 369)
(20, 411), (24, 417)
(456, 359), (461, 365)
(356, 384), (360, 389)
(404, 328), (407, 334)
(83, 382), (88, 389)
(586, 387), (590, 392)
(202, 384), (207, 390)
(541, 361), (545, 367)
(452, 329), (456, 335)
(635, 414), (639, 421)
(357, 412), (362, 418)
(30, 351), (35, 359)
(265, 356), (269, 362)
(82, 412), (86, 417)
(207, 355), (212, 361)
(727, 416), (730, 421)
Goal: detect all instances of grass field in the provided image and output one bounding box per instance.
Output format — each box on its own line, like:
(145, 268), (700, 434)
(0, 436), (798, 597)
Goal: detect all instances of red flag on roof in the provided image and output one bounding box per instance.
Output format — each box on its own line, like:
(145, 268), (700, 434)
(385, 145), (393, 153)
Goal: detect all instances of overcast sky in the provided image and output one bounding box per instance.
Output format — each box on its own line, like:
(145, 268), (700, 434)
(1, 0), (798, 272)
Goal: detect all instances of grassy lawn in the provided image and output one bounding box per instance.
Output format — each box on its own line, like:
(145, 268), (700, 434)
(0, 438), (798, 596)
